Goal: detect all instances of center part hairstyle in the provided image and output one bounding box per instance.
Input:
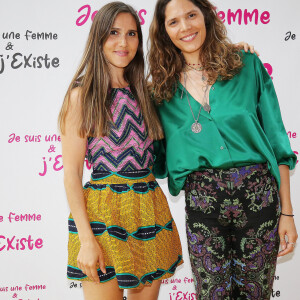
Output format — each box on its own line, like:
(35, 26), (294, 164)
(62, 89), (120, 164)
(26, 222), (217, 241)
(148, 0), (243, 103)
(59, 1), (163, 140)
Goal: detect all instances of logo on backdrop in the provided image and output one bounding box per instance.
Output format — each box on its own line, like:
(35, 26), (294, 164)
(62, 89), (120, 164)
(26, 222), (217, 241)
(7, 133), (92, 176)
(76, 4), (147, 26)
(0, 283), (46, 300)
(0, 30), (60, 75)
(0, 212), (44, 251)
(162, 277), (196, 300)
(0, 235), (43, 251)
(216, 8), (271, 25)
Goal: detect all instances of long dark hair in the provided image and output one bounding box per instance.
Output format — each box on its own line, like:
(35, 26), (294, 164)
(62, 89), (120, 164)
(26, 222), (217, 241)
(59, 1), (163, 139)
(148, 0), (243, 102)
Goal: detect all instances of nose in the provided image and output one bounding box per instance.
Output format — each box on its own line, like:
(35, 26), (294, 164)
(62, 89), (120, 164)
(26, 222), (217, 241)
(180, 19), (191, 32)
(119, 34), (127, 47)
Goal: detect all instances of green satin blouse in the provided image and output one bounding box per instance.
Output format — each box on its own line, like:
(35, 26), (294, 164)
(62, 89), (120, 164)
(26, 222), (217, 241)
(153, 52), (297, 196)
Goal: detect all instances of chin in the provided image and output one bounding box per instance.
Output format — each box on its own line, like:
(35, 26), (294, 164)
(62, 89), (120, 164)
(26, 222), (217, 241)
(181, 43), (203, 53)
(114, 62), (130, 69)
(180, 47), (199, 54)
(111, 59), (130, 68)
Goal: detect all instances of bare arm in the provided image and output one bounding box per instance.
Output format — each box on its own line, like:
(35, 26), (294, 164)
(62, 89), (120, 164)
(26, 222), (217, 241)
(277, 165), (298, 257)
(61, 88), (105, 281)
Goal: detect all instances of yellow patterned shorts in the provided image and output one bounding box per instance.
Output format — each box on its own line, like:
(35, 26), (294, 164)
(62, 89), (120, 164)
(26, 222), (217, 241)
(67, 168), (183, 289)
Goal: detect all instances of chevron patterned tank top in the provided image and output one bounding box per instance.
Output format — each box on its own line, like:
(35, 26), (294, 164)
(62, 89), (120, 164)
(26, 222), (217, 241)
(86, 87), (154, 171)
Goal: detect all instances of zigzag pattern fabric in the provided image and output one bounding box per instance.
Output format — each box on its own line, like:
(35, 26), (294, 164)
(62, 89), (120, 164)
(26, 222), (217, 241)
(86, 87), (154, 171)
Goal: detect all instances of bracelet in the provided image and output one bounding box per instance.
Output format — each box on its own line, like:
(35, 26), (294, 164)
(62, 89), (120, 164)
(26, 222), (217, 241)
(280, 212), (294, 217)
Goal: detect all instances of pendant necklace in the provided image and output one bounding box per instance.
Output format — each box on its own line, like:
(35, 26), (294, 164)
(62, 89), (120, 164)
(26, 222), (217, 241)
(185, 63), (211, 113)
(183, 72), (202, 133)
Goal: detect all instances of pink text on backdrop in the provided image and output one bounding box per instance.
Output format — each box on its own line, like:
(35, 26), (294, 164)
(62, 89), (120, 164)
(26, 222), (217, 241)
(25, 135), (41, 142)
(8, 133), (21, 143)
(45, 134), (61, 142)
(39, 155), (91, 176)
(0, 235), (43, 251)
(263, 63), (273, 79)
(217, 9), (270, 25)
(39, 155), (63, 176)
(8, 133), (61, 143)
(162, 277), (194, 285)
(76, 5), (147, 26)
(169, 291), (197, 300)
(287, 131), (297, 139)
(0, 283), (46, 293)
(8, 212), (41, 223)
(25, 283), (46, 291)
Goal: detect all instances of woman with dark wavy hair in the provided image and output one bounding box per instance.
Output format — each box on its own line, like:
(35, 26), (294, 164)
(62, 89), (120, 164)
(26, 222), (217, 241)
(148, 0), (298, 299)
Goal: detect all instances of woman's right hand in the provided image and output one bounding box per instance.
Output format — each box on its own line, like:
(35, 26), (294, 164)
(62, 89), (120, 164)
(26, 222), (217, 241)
(77, 237), (106, 283)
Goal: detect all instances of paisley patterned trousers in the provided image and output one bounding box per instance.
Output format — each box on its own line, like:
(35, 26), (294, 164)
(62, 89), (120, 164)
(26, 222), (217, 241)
(185, 164), (280, 300)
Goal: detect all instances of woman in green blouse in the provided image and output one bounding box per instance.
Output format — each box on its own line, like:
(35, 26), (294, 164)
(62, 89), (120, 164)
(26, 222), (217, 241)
(148, 0), (298, 299)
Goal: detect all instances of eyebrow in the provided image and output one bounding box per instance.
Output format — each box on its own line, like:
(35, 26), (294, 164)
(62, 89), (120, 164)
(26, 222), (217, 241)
(110, 27), (138, 32)
(166, 9), (198, 23)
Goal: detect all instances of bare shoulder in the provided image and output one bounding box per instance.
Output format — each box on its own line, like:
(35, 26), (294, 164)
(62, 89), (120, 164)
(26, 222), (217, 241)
(69, 87), (82, 108)
(64, 87), (83, 124)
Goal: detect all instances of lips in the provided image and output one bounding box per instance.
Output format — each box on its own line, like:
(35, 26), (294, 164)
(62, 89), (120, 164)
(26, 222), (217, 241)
(114, 51), (129, 57)
(181, 33), (198, 42)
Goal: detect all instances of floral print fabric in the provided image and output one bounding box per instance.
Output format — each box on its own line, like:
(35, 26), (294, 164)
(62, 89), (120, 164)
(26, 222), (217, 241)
(185, 164), (280, 300)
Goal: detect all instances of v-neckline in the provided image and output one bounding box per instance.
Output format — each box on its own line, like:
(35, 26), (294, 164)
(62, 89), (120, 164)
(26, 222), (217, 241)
(177, 81), (214, 120)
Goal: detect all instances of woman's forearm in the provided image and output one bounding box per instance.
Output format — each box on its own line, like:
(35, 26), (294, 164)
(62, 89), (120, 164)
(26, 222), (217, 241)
(278, 164), (293, 215)
(64, 173), (95, 244)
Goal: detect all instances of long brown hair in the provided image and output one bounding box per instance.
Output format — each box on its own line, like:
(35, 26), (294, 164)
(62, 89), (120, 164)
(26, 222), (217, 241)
(59, 1), (163, 139)
(148, 0), (243, 102)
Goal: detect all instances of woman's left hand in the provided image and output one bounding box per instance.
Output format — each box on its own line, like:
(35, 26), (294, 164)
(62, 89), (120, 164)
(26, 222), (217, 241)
(277, 215), (298, 257)
(234, 42), (260, 56)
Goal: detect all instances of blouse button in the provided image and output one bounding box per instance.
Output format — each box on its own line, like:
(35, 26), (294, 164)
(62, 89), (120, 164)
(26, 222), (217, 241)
(211, 87), (215, 90)
(220, 146), (224, 150)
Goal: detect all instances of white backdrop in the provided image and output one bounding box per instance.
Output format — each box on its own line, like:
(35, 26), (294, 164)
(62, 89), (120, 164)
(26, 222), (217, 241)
(0, 1), (299, 299)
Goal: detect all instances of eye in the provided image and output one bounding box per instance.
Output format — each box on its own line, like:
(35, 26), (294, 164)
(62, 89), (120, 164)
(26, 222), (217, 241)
(128, 31), (137, 37)
(169, 20), (177, 26)
(110, 30), (118, 35)
(189, 13), (196, 18)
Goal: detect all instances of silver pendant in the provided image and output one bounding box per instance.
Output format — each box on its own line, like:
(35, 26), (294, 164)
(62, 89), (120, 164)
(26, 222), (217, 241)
(203, 103), (211, 113)
(191, 122), (202, 133)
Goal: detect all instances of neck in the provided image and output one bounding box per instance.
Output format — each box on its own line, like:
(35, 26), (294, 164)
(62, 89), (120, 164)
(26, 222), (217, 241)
(182, 51), (202, 66)
(108, 64), (127, 88)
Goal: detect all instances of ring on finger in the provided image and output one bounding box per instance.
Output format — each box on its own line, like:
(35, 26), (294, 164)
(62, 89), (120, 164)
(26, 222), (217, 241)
(287, 242), (296, 247)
